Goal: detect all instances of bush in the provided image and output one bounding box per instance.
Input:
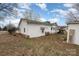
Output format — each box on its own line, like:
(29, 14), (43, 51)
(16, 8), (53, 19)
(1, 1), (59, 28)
(45, 32), (50, 36)
(6, 24), (17, 34)
(3, 26), (7, 31)
(57, 29), (64, 34)
(8, 27), (17, 34)
(26, 35), (30, 39)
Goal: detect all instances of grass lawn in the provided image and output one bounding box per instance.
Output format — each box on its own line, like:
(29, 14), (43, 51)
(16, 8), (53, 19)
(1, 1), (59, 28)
(0, 31), (79, 56)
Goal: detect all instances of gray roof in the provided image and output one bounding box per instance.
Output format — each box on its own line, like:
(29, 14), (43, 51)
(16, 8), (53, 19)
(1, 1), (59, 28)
(19, 18), (57, 26)
(67, 21), (79, 24)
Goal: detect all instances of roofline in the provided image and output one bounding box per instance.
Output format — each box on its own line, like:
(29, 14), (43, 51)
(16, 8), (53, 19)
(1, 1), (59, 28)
(18, 18), (23, 28)
(67, 22), (79, 25)
(18, 18), (57, 27)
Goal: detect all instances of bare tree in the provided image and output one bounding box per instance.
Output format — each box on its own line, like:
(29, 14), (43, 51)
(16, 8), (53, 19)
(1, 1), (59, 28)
(23, 10), (40, 21)
(66, 4), (79, 23)
(0, 3), (18, 20)
(0, 16), (5, 21)
(23, 10), (32, 20)
(73, 3), (79, 11)
(66, 11), (79, 23)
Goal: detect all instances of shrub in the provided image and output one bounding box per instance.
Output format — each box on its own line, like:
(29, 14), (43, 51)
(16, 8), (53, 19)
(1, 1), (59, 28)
(45, 32), (50, 36)
(3, 26), (7, 31)
(8, 27), (17, 34)
(57, 29), (64, 34)
(26, 35), (30, 39)
(6, 24), (17, 34)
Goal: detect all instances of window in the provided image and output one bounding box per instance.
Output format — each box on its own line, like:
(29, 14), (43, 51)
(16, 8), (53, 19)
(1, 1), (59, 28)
(40, 27), (45, 33)
(51, 27), (52, 30)
(24, 28), (25, 33)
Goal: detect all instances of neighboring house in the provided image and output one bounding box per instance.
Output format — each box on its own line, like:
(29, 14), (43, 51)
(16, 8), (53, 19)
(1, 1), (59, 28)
(57, 26), (68, 32)
(67, 21), (79, 45)
(18, 18), (58, 38)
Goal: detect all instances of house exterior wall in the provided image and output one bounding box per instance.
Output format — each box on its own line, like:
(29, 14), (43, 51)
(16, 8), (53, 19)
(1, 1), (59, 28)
(19, 20), (58, 38)
(19, 20), (27, 34)
(44, 26), (57, 33)
(67, 24), (79, 45)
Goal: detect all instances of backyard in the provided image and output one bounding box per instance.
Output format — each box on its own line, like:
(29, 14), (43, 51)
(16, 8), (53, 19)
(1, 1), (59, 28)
(0, 31), (79, 56)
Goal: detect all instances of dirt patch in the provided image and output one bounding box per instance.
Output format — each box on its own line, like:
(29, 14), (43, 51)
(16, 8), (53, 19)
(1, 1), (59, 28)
(0, 31), (79, 56)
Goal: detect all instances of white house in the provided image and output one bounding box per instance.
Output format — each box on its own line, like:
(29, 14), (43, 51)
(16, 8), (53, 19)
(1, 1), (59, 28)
(67, 21), (79, 45)
(18, 18), (58, 38)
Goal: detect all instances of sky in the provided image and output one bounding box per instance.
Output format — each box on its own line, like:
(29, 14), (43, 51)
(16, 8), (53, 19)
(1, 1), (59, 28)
(0, 3), (77, 27)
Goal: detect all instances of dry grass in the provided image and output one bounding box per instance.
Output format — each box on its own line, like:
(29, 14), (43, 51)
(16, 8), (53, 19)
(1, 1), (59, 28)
(0, 31), (79, 56)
